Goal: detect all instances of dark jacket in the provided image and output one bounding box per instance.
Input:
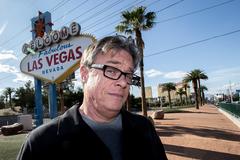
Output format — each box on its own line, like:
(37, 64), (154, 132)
(17, 104), (167, 160)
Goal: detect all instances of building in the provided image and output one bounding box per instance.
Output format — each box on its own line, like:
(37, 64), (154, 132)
(145, 86), (153, 99)
(157, 82), (191, 103)
(145, 86), (159, 106)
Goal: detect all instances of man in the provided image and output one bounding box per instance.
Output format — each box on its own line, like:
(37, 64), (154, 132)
(17, 35), (167, 160)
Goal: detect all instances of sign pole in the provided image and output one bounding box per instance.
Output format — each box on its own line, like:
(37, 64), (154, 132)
(34, 77), (43, 126)
(49, 83), (57, 119)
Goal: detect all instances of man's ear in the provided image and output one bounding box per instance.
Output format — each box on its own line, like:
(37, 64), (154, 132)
(80, 65), (89, 83)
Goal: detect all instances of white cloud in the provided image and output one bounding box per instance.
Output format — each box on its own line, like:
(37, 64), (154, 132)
(0, 22), (8, 35)
(0, 63), (32, 84)
(74, 69), (80, 78)
(73, 69), (83, 89)
(0, 50), (17, 60)
(73, 80), (83, 90)
(144, 68), (187, 80)
(204, 67), (240, 94)
(13, 73), (32, 83)
(208, 67), (240, 82)
(145, 69), (163, 77)
(164, 71), (187, 79)
(211, 67), (240, 74)
(216, 82), (240, 93)
(0, 64), (18, 73)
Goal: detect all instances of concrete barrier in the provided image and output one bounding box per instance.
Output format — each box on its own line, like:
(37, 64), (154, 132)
(18, 114), (33, 130)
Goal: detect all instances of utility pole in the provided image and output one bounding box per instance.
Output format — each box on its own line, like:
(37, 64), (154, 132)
(229, 81), (233, 103)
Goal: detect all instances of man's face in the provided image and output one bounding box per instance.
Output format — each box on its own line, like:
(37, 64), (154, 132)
(83, 49), (134, 117)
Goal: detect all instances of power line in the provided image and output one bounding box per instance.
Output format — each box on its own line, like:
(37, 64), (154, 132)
(156, 0), (236, 24)
(49, 0), (72, 13)
(1, 0), (125, 67)
(0, 0), (185, 50)
(145, 28), (240, 58)
(0, 26), (29, 48)
(95, 0), (160, 38)
(88, 0), (163, 35)
(5, 0), (138, 52)
(5, 0), (145, 51)
(0, 0), (121, 82)
(91, 19), (120, 34)
(1, 0), (234, 54)
(79, 0), (124, 26)
(0, 0), (77, 67)
(64, 0), (111, 26)
(1, 0), (236, 51)
(82, 0), (165, 33)
(53, 0), (89, 24)
(93, 0), (185, 37)
(3, 1), (89, 51)
(156, 0), (184, 13)
(2, 0), (186, 51)
(0, 0), (239, 80)
(82, 0), (146, 32)
(0, 0), (73, 48)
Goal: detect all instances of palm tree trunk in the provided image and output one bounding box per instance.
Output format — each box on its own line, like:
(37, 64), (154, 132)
(184, 86), (188, 105)
(168, 91), (172, 108)
(193, 81), (199, 109)
(185, 94), (188, 105)
(59, 85), (65, 114)
(197, 79), (203, 106)
(180, 95), (183, 106)
(202, 90), (205, 105)
(9, 95), (12, 108)
(194, 87), (199, 109)
(126, 93), (131, 111)
(140, 59), (147, 116)
(136, 30), (147, 117)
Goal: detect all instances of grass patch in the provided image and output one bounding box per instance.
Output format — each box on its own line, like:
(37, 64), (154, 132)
(0, 133), (27, 160)
(163, 105), (195, 113)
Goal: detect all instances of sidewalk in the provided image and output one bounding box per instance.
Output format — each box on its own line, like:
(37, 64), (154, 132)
(154, 104), (240, 160)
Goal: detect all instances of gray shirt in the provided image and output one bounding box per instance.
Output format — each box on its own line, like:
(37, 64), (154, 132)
(81, 113), (123, 160)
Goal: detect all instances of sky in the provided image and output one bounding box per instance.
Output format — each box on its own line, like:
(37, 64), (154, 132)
(0, 0), (240, 98)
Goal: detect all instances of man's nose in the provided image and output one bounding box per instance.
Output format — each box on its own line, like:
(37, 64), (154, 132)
(116, 74), (128, 88)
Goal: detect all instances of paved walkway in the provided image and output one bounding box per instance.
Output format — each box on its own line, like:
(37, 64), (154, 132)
(154, 104), (240, 160)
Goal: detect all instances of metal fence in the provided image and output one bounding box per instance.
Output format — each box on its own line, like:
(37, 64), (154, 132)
(219, 102), (240, 118)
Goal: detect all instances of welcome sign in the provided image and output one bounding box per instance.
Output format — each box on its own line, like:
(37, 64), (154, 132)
(20, 34), (95, 83)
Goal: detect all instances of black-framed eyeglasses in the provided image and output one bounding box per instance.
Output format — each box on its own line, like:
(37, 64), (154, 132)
(90, 64), (140, 85)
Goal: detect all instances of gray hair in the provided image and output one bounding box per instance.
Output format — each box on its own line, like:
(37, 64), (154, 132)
(81, 35), (140, 70)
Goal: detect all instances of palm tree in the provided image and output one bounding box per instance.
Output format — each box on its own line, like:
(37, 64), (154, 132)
(200, 85), (208, 105)
(183, 70), (200, 109)
(182, 82), (190, 104)
(176, 88), (186, 106)
(4, 87), (15, 108)
(14, 87), (26, 111)
(195, 69), (208, 106)
(14, 81), (35, 111)
(3, 89), (8, 107)
(116, 6), (156, 117)
(0, 95), (5, 109)
(162, 82), (176, 108)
